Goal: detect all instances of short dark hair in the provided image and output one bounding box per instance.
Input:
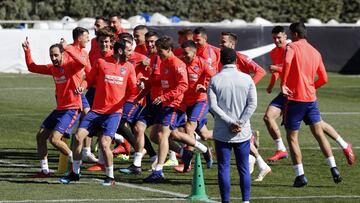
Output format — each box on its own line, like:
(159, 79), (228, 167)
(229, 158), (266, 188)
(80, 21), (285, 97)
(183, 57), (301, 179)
(109, 14), (121, 19)
(49, 43), (64, 53)
(96, 27), (115, 42)
(289, 22), (307, 38)
(72, 27), (89, 41)
(134, 25), (148, 32)
(272, 26), (285, 34)
(113, 39), (127, 53)
(95, 16), (107, 22)
(145, 31), (159, 40)
(181, 40), (196, 49)
(155, 36), (174, 50)
(221, 32), (237, 44)
(118, 32), (133, 42)
(178, 28), (193, 36)
(193, 27), (207, 36)
(220, 47), (236, 65)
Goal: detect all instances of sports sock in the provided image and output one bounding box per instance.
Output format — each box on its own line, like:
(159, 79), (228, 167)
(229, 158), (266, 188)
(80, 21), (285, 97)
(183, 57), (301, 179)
(293, 164), (304, 176)
(194, 141), (207, 153)
(133, 152), (143, 167)
(82, 147), (91, 156)
(275, 138), (286, 151)
(106, 165), (114, 179)
(40, 159), (49, 174)
(114, 133), (124, 143)
(326, 156), (337, 168)
(72, 160), (81, 174)
(168, 150), (177, 160)
(68, 151), (73, 163)
(256, 155), (268, 170)
(155, 164), (163, 171)
(335, 136), (348, 149)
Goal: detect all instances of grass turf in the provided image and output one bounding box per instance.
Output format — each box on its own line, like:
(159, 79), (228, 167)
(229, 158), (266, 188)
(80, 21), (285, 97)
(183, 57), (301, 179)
(0, 73), (359, 202)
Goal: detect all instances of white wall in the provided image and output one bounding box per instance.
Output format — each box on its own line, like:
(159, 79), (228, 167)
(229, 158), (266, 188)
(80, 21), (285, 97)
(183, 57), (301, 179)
(0, 29), (95, 73)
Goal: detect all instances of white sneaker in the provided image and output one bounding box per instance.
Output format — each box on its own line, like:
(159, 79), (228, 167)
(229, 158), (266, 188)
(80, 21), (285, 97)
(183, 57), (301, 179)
(82, 153), (98, 163)
(249, 155), (256, 174)
(254, 166), (271, 182)
(164, 159), (179, 167)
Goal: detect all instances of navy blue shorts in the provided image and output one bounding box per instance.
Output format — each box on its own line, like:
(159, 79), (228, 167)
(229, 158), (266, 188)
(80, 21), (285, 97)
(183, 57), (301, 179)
(79, 111), (121, 138)
(186, 100), (209, 130)
(41, 109), (80, 135)
(161, 107), (186, 131)
(284, 100), (321, 130)
(269, 93), (286, 110)
(85, 87), (96, 108)
(137, 102), (162, 127)
(122, 101), (143, 124)
(81, 93), (90, 109)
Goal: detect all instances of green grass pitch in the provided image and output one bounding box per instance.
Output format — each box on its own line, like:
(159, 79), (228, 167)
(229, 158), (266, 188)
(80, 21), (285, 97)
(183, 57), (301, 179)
(0, 73), (359, 202)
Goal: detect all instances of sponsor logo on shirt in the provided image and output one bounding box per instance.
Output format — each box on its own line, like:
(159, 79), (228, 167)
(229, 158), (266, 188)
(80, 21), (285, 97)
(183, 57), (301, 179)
(105, 74), (124, 85)
(189, 73), (199, 82)
(54, 75), (67, 84)
(161, 80), (169, 88)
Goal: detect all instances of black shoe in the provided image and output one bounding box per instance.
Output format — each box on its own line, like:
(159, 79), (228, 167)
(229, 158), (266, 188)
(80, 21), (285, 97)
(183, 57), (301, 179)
(59, 171), (80, 184)
(102, 176), (115, 186)
(182, 149), (193, 172)
(119, 164), (142, 175)
(331, 167), (342, 184)
(293, 175), (308, 187)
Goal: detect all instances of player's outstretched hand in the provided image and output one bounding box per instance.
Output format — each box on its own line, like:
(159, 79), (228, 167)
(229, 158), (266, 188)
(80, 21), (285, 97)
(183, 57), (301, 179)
(22, 37), (30, 51)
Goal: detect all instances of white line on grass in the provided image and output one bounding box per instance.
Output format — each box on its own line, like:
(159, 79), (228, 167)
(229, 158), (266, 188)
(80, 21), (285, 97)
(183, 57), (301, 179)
(0, 87), (53, 91)
(212, 195), (360, 200)
(0, 198), (187, 202)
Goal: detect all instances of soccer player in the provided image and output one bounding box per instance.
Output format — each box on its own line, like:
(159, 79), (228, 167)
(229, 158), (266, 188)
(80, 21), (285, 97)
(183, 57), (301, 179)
(109, 14), (128, 41)
(219, 31), (270, 181)
(114, 32), (157, 161)
(174, 40), (216, 172)
(208, 47), (257, 203)
(281, 22), (342, 187)
(60, 27), (98, 163)
(193, 27), (220, 72)
(143, 36), (208, 183)
(119, 31), (162, 175)
(173, 28), (193, 57)
(265, 26), (355, 165)
(89, 16), (108, 65)
(22, 38), (84, 178)
(133, 25), (148, 55)
(59, 39), (137, 186)
(86, 27), (116, 171)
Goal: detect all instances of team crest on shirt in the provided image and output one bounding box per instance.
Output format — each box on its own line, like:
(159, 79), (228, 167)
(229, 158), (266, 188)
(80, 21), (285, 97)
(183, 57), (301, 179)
(193, 66), (200, 72)
(58, 67), (64, 73)
(164, 68), (169, 74)
(120, 67), (127, 75)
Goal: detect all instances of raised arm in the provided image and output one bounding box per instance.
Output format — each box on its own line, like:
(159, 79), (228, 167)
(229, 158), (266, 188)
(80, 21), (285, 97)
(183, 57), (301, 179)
(22, 38), (52, 75)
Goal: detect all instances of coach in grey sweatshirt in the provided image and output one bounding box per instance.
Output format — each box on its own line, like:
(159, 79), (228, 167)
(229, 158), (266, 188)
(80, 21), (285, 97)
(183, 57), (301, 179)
(208, 47), (257, 203)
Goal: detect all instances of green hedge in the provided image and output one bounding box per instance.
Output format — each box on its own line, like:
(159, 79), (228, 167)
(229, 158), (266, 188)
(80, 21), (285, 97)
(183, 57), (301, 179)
(0, 0), (359, 23)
